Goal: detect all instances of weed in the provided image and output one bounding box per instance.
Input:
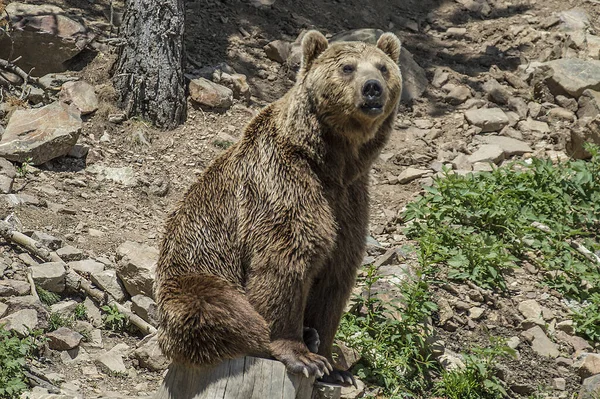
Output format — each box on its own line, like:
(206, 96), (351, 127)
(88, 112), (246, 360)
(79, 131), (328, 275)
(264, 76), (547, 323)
(15, 158), (33, 178)
(433, 336), (516, 399)
(212, 139), (233, 150)
(404, 144), (600, 341)
(0, 325), (45, 399)
(36, 286), (60, 306)
(73, 304), (88, 321)
(101, 305), (128, 332)
(47, 313), (74, 332)
(336, 265), (438, 397)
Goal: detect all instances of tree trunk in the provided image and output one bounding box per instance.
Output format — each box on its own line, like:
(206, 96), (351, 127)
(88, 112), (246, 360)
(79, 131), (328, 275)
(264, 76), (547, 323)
(113, 0), (186, 129)
(154, 357), (342, 399)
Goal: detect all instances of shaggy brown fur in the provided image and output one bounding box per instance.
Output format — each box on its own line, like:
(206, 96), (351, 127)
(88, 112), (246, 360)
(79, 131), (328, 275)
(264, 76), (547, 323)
(155, 30), (403, 383)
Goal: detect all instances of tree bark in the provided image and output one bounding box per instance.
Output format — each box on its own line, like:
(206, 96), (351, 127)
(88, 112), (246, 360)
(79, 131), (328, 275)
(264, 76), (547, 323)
(113, 0), (186, 129)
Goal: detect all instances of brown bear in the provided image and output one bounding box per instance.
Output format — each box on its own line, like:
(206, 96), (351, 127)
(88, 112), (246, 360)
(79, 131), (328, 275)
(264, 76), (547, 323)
(155, 29), (403, 385)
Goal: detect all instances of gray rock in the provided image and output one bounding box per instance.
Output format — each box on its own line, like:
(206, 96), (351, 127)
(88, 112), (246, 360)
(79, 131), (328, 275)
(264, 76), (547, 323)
(552, 377), (566, 391)
(0, 170), (14, 194)
(542, 59), (600, 98)
(67, 144), (89, 159)
(518, 118), (550, 133)
(59, 81), (98, 115)
(189, 78), (233, 109)
(0, 279), (31, 296)
(467, 145), (505, 165)
(483, 79), (511, 105)
(68, 259), (105, 276)
(0, 302), (7, 318)
(56, 245), (83, 261)
(398, 167), (431, 184)
(131, 295), (159, 326)
(31, 231), (62, 251)
(332, 340), (360, 371)
(468, 307), (485, 320)
(575, 353), (600, 379)
(46, 327), (83, 350)
(133, 335), (169, 371)
(95, 344), (129, 374)
(580, 374), (600, 399)
(60, 345), (90, 364)
(508, 97), (528, 119)
(548, 107), (575, 122)
(556, 320), (575, 335)
(0, 102), (82, 165)
(569, 117), (600, 159)
(518, 299), (542, 319)
(432, 68), (450, 88)
(264, 40), (291, 63)
(476, 135), (532, 156)
(438, 349), (466, 371)
(578, 89), (600, 119)
(89, 270), (127, 302)
(0, 3), (94, 77)
(50, 300), (78, 317)
(31, 262), (66, 293)
(0, 309), (39, 336)
(556, 95), (579, 112)
(0, 158), (16, 179)
(83, 297), (102, 328)
(464, 108), (509, 132)
(521, 326), (560, 358)
(219, 73), (251, 101)
(446, 85), (471, 105)
(558, 8), (591, 31)
(341, 378), (365, 399)
(116, 241), (158, 298)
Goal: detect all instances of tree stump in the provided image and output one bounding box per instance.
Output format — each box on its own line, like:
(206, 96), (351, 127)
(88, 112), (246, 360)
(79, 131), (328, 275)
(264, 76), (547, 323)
(154, 357), (341, 399)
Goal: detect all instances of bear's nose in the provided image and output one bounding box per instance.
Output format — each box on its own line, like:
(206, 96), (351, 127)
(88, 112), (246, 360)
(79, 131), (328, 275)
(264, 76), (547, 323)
(362, 80), (383, 99)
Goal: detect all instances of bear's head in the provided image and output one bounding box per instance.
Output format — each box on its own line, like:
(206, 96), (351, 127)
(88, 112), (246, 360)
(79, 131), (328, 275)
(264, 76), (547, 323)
(298, 30), (403, 145)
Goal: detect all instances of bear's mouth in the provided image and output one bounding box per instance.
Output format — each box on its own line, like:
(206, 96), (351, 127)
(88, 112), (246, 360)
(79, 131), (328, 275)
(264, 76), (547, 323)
(360, 102), (384, 116)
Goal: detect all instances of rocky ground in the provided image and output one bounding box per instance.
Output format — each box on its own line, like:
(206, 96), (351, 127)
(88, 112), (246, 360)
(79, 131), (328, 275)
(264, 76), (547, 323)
(1, 0), (600, 397)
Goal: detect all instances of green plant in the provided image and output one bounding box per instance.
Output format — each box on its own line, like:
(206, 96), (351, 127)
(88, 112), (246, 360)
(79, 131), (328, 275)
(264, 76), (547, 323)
(572, 293), (600, 342)
(212, 139), (233, 150)
(433, 337), (516, 399)
(15, 157), (33, 178)
(73, 303), (88, 321)
(336, 265), (438, 397)
(101, 305), (128, 332)
(0, 325), (45, 399)
(47, 312), (74, 332)
(404, 144), (600, 341)
(36, 287), (60, 306)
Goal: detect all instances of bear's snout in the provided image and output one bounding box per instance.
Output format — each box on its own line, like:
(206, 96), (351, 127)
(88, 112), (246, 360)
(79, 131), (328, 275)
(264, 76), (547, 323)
(360, 79), (385, 116)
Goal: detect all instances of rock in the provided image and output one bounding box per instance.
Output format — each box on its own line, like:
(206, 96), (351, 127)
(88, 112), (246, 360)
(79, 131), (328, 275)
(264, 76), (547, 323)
(46, 327), (83, 350)
(558, 8), (591, 31)
(560, 332), (593, 353)
(446, 85), (471, 105)
(467, 145), (505, 164)
(556, 320), (575, 335)
(68, 259), (105, 276)
(483, 79), (511, 105)
(556, 95), (579, 112)
(456, 0), (491, 15)
(0, 175), (14, 196)
(133, 335), (169, 371)
(0, 279), (31, 296)
(528, 102), (543, 119)
(0, 309), (39, 336)
(0, 158), (16, 178)
(0, 3), (94, 76)
(432, 68), (450, 88)
(476, 136), (532, 156)
(116, 241), (158, 298)
(510, 383), (535, 395)
(87, 165), (137, 187)
(507, 336), (520, 349)
(59, 81), (98, 115)
(95, 343), (130, 374)
(83, 297), (102, 328)
(548, 107), (575, 122)
(332, 340), (360, 371)
(131, 295), (159, 326)
(31, 231), (62, 251)
(577, 89), (600, 119)
(569, 117), (600, 159)
(0, 102), (82, 165)
(264, 40), (291, 63)
(468, 307), (485, 320)
(521, 326), (559, 358)
(518, 118), (550, 133)
(542, 59), (600, 98)
(31, 262), (66, 293)
(89, 270), (127, 303)
(552, 377), (566, 390)
(219, 73), (251, 101)
(446, 27), (467, 38)
(438, 349), (465, 371)
(518, 299), (542, 319)
(50, 300), (78, 317)
(508, 97), (528, 119)
(189, 78), (233, 109)
(575, 353), (600, 379)
(398, 167), (431, 184)
(0, 302), (7, 318)
(464, 108), (509, 132)
(340, 378), (365, 399)
(580, 374), (600, 399)
(56, 246), (83, 261)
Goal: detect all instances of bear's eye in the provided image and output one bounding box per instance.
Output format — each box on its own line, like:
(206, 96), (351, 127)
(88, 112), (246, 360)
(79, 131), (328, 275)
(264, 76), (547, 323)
(342, 64), (355, 74)
(379, 64), (388, 73)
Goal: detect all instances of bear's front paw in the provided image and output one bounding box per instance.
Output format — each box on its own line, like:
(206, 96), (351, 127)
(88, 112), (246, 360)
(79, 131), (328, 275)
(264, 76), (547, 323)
(270, 339), (332, 378)
(303, 327), (320, 354)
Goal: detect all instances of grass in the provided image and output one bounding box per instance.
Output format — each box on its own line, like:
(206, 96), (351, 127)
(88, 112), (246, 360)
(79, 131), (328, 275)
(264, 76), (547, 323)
(101, 304), (129, 332)
(36, 286), (61, 306)
(0, 325), (45, 399)
(404, 144), (600, 342)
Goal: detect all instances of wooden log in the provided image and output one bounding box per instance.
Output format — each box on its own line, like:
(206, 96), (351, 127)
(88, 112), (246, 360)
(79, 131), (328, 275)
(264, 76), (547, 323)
(154, 357), (341, 399)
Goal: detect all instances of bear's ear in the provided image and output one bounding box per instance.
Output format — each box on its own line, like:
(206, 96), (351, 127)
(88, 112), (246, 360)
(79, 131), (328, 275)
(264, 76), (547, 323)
(377, 33), (402, 64)
(301, 30), (329, 72)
